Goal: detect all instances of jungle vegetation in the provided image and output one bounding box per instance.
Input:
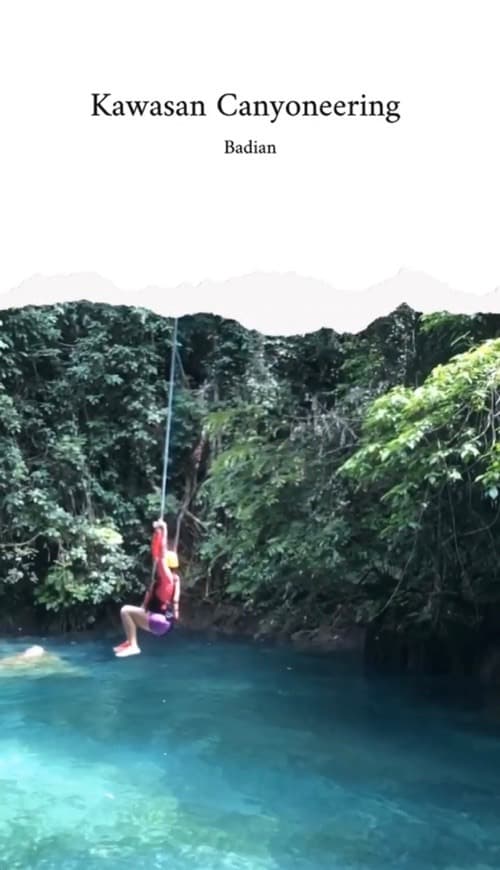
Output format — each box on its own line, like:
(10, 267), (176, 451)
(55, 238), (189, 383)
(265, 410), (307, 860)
(1, 302), (500, 668)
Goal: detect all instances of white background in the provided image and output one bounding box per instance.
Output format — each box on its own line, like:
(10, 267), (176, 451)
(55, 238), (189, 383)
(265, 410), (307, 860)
(0, 0), (499, 330)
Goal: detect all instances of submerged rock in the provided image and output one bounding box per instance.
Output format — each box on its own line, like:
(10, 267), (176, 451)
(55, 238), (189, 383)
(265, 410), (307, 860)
(290, 625), (365, 654)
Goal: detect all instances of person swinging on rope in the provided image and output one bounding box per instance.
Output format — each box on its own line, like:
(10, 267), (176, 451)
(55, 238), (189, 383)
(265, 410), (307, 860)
(114, 520), (180, 658)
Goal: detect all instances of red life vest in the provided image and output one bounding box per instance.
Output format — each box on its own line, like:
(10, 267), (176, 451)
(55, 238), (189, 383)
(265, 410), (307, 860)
(152, 558), (175, 611)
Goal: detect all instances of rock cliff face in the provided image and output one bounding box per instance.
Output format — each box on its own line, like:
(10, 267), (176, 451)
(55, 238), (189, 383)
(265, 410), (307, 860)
(4, 594), (500, 691)
(480, 647), (500, 687)
(177, 597), (500, 687)
(177, 595), (366, 655)
(0, 597), (364, 656)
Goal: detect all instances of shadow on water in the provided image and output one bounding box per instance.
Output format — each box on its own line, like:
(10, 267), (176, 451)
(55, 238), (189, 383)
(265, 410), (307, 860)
(1, 630), (500, 868)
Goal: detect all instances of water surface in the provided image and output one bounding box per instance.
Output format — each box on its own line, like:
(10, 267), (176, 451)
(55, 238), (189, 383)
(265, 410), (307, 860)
(1, 632), (499, 869)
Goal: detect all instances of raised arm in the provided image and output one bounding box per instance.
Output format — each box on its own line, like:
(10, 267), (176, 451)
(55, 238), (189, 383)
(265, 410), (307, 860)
(151, 519), (168, 560)
(144, 520), (168, 608)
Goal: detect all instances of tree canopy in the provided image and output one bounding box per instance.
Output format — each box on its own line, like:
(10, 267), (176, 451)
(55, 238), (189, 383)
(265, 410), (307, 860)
(1, 301), (500, 661)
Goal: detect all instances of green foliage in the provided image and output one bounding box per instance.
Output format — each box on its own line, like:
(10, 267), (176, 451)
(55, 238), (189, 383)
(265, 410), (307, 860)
(340, 339), (500, 633)
(197, 391), (356, 611)
(0, 303), (201, 628)
(3, 301), (500, 648)
(35, 524), (131, 613)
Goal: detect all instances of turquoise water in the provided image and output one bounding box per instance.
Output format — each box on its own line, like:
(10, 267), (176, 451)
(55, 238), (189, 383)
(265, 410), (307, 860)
(1, 633), (500, 869)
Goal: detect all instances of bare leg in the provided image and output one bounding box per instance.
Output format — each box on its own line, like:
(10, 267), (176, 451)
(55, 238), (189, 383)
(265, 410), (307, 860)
(116, 605), (151, 652)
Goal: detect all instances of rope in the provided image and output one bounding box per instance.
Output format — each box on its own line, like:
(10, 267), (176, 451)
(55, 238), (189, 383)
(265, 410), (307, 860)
(159, 317), (179, 521)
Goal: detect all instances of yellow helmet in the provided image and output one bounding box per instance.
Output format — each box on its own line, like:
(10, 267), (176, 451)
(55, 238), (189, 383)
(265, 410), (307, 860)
(166, 550), (179, 569)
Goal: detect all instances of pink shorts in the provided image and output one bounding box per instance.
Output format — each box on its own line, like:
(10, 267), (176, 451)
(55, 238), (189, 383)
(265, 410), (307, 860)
(147, 612), (173, 636)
